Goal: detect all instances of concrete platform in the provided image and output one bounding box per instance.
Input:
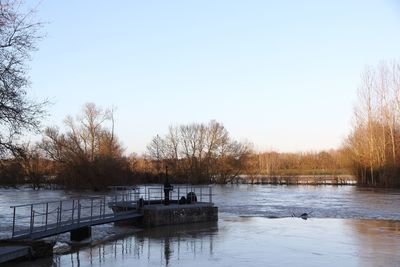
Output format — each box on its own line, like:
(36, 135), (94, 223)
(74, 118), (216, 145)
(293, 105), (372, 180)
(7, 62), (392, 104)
(0, 245), (30, 263)
(142, 202), (218, 227)
(142, 202), (214, 210)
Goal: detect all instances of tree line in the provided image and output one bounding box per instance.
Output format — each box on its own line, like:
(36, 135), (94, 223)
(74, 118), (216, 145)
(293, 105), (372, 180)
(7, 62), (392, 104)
(344, 60), (400, 187)
(0, 101), (352, 188)
(142, 125), (351, 184)
(243, 150), (351, 177)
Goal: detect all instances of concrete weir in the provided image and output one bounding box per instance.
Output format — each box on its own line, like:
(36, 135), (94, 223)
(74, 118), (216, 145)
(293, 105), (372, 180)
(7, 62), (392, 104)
(142, 203), (218, 227)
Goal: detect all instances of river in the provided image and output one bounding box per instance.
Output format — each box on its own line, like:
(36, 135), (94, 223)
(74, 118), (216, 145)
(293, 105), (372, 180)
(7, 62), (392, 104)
(1, 184), (400, 266)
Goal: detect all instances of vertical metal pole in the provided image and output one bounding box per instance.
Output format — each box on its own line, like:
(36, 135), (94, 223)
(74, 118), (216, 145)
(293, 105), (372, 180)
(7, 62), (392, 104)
(103, 196), (106, 218)
(56, 207), (60, 229)
(78, 199), (81, 225)
(209, 186), (212, 203)
(178, 187), (180, 201)
(45, 203), (48, 230)
(126, 193), (128, 211)
(99, 199), (102, 218)
(12, 206), (15, 237)
(123, 194), (126, 212)
(90, 198), (93, 223)
(59, 201), (63, 226)
(148, 188), (150, 205)
(200, 187), (203, 202)
(29, 204), (34, 234)
(72, 199), (75, 222)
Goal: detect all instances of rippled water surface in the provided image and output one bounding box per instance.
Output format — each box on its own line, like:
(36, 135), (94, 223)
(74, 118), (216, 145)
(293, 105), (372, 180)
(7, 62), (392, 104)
(1, 184), (400, 266)
(212, 184), (400, 219)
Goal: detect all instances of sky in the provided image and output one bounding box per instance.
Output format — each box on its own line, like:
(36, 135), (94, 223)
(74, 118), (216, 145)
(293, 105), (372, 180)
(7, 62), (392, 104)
(26, 0), (400, 154)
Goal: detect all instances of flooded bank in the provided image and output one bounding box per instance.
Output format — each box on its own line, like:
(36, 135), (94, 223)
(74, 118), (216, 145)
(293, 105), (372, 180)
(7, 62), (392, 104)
(9, 216), (400, 267)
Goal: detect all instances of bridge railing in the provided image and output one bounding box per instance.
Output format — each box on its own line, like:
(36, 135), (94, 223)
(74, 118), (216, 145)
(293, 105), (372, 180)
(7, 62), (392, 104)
(10, 191), (138, 238)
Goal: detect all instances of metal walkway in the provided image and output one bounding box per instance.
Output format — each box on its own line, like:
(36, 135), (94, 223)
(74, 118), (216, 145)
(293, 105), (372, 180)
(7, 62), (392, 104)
(12, 211), (142, 240)
(10, 191), (142, 240)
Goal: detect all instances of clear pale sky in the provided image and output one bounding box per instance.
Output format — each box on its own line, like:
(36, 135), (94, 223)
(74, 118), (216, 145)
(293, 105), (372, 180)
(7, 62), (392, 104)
(27, 0), (400, 154)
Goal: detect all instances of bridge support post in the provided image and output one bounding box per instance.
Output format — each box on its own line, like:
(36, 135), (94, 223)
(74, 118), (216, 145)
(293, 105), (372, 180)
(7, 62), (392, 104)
(70, 226), (91, 242)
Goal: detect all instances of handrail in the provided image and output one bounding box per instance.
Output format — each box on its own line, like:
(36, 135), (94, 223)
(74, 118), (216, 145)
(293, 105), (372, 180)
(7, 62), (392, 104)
(10, 195), (106, 208)
(10, 190), (141, 208)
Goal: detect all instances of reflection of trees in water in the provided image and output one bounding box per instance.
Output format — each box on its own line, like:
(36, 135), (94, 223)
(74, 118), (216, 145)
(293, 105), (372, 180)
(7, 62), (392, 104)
(345, 219), (400, 266)
(55, 222), (218, 266)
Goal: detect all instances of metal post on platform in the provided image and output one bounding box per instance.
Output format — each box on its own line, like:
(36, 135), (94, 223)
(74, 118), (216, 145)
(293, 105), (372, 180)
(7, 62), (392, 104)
(123, 194), (126, 212)
(90, 198), (93, 223)
(12, 206), (15, 237)
(45, 203), (48, 230)
(72, 199), (75, 222)
(103, 196), (106, 218)
(78, 199), (81, 225)
(148, 188), (150, 206)
(56, 207), (60, 229)
(209, 186), (212, 203)
(200, 187), (203, 202)
(59, 201), (63, 224)
(30, 204), (34, 234)
(99, 199), (103, 218)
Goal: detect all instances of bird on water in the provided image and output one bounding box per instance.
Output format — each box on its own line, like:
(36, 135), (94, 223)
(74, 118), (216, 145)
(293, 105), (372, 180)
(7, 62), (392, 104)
(292, 211), (313, 220)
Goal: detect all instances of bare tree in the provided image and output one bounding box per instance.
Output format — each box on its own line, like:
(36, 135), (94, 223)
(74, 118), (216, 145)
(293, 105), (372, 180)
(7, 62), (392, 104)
(345, 60), (400, 187)
(0, 0), (46, 157)
(39, 103), (128, 189)
(146, 134), (165, 174)
(146, 120), (251, 184)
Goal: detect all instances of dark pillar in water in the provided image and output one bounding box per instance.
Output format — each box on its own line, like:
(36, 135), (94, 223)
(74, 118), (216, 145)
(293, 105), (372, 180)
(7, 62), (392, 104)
(70, 226), (91, 241)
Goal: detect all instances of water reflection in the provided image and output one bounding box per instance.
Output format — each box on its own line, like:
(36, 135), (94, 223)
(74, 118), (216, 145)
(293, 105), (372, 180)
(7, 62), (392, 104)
(139, 222), (217, 266)
(345, 220), (400, 267)
(53, 222), (217, 267)
(9, 218), (400, 267)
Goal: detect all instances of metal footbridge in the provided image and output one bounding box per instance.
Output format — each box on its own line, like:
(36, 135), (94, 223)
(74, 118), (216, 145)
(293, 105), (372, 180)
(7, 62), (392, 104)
(10, 189), (142, 240)
(9, 185), (213, 240)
